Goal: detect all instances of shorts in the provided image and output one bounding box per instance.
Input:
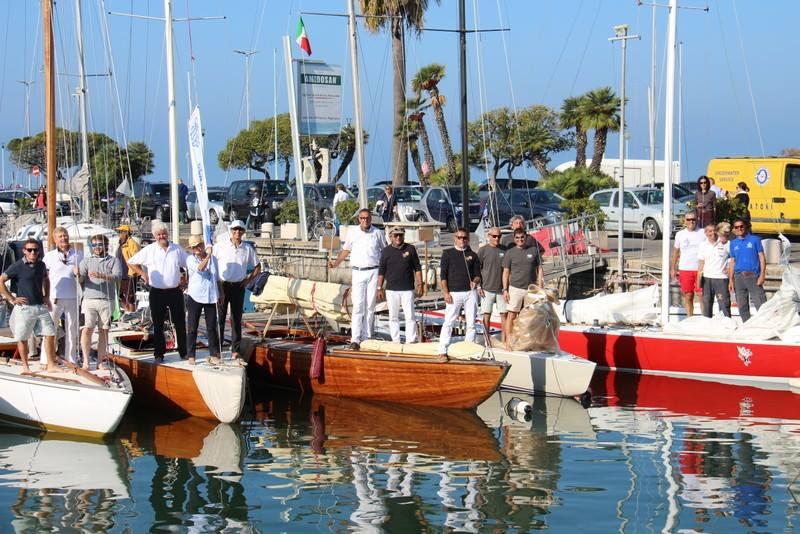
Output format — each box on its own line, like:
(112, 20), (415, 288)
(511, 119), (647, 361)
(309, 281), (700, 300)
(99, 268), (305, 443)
(507, 286), (528, 313)
(480, 290), (508, 315)
(679, 270), (699, 294)
(10, 304), (56, 341)
(82, 298), (113, 329)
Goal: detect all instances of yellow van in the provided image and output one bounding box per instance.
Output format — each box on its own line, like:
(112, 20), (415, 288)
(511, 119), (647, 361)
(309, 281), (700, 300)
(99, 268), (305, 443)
(706, 157), (800, 235)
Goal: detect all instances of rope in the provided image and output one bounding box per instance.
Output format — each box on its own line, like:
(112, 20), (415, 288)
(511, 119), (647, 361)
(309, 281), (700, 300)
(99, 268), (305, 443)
(730, 0), (765, 156)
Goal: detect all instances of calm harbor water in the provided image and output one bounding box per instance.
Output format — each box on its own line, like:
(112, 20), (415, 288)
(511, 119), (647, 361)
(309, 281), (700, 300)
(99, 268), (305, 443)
(0, 371), (798, 532)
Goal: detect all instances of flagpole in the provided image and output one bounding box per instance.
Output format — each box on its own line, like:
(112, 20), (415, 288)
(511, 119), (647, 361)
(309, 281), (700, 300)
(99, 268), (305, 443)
(284, 35), (309, 241)
(346, 0), (368, 209)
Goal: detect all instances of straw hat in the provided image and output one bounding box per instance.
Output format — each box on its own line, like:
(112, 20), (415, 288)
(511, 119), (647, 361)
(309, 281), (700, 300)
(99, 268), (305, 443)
(188, 235), (204, 248)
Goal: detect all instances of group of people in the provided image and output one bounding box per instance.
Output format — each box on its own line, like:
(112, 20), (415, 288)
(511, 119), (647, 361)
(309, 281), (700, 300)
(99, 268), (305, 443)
(0, 219), (261, 374)
(329, 211), (542, 355)
(693, 175), (751, 226)
(671, 213), (766, 321)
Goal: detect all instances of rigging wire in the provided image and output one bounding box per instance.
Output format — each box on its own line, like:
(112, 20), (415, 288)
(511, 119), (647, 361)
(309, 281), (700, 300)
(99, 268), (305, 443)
(541, 0), (584, 103)
(712, 1), (746, 151)
(730, 0), (765, 156)
(567, 0), (603, 97)
(0, 1), (11, 114)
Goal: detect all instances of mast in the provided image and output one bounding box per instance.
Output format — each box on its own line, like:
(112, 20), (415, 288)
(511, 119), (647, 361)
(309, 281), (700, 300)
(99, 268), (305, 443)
(649, 3), (657, 186)
(274, 48), (279, 181)
(43, 0), (57, 248)
(283, 36), (309, 241)
(74, 0), (92, 217)
(660, 0), (677, 326)
(163, 0), (180, 238)
(346, 0), (368, 209)
(458, 0), (469, 232)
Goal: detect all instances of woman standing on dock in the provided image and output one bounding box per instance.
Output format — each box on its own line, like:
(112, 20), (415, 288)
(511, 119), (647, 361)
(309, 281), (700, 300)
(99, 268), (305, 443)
(694, 176), (716, 227)
(186, 235), (220, 365)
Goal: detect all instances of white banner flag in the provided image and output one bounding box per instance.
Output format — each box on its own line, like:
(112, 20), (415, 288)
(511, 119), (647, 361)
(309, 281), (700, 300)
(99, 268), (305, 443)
(187, 106), (218, 299)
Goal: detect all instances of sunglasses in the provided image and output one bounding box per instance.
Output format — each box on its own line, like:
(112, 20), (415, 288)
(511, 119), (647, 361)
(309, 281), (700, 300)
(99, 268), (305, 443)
(514, 236), (526, 240)
(685, 218), (697, 222)
(733, 225), (745, 229)
(91, 242), (105, 247)
(358, 216), (370, 220)
(231, 228), (245, 232)
(488, 234), (501, 238)
(455, 235), (468, 240)
(24, 248), (39, 253)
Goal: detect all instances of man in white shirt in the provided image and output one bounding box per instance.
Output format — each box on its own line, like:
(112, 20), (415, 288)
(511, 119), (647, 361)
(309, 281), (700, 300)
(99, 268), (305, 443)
(214, 220), (260, 360)
(696, 223), (731, 318)
(670, 214), (705, 317)
(127, 221), (189, 363)
(329, 208), (387, 349)
(332, 183), (350, 235)
(43, 226), (83, 364)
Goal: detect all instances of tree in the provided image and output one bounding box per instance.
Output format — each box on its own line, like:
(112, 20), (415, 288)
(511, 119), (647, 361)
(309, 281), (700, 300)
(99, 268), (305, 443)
(579, 87), (620, 174)
(360, 0), (440, 186)
(412, 63), (457, 184)
(89, 139), (155, 199)
(561, 96), (587, 168)
(539, 166), (616, 200)
(217, 114), (293, 179)
(407, 96), (435, 177)
(518, 105), (574, 177)
(780, 148), (800, 158)
(7, 128), (82, 176)
(331, 124), (369, 183)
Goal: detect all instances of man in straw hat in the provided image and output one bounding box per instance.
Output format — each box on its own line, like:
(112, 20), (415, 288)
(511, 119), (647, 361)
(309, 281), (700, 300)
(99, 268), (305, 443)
(214, 220), (260, 361)
(377, 227), (423, 344)
(116, 224), (141, 312)
(186, 234), (221, 365)
(127, 221), (188, 363)
(78, 234), (122, 370)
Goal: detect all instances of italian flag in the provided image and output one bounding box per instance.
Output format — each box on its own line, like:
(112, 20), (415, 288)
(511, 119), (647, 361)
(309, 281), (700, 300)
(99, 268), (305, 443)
(296, 17), (312, 56)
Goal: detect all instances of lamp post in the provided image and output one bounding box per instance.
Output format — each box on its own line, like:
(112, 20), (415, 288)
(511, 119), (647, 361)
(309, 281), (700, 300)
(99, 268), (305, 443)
(234, 49), (258, 180)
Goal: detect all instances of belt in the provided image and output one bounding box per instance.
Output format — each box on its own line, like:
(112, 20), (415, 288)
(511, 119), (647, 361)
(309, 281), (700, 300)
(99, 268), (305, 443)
(735, 271), (759, 276)
(352, 266), (378, 271)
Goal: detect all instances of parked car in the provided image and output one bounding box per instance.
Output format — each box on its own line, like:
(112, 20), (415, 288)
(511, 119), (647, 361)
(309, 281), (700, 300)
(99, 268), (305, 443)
(414, 186), (481, 232)
(589, 187), (689, 240)
(366, 185), (427, 222)
(477, 178), (539, 201)
(225, 179), (290, 222)
(0, 190), (34, 214)
(186, 187), (227, 225)
(286, 183), (353, 221)
(648, 183), (695, 203)
(483, 188), (566, 227)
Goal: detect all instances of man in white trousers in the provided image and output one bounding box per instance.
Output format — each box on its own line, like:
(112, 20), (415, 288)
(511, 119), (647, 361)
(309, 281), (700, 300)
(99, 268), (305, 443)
(438, 227), (481, 357)
(43, 226), (83, 364)
(329, 209), (387, 350)
(377, 227), (423, 343)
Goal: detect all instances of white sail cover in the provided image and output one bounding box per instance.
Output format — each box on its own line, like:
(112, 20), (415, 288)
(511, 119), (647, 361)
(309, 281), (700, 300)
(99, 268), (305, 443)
(561, 284), (660, 326)
(250, 275), (352, 323)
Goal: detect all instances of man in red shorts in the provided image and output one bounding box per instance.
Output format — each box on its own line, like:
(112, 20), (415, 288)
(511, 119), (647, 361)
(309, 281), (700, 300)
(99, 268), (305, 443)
(670, 213), (705, 317)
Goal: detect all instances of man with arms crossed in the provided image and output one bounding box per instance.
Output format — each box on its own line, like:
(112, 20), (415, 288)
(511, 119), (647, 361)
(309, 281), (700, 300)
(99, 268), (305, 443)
(0, 239), (58, 373)
(438, 228), (481, 357)
(78, 234), (122, 370)
(670, 213), (704, 317)
(43, 227), (83, 364)
(728, 219), (766, 323)
(329, 209), (387, 350)
(377, 227), (423, 343)
(502, 228), (543, 349)
(477, 226), (507, 343)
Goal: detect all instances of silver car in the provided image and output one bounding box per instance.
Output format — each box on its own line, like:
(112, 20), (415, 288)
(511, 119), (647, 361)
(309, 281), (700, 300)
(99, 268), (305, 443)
(186, 188), (227, 225)
(589, 187), (689, 240)
(366, 185), (427, 222)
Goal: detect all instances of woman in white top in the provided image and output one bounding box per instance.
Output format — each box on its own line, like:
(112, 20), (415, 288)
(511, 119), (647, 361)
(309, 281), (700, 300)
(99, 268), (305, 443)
(185, 235), (220, 365)
(696, 223), (731, 318)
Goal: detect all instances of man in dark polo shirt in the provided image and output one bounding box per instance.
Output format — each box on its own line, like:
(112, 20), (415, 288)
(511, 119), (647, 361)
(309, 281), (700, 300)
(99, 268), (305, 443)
(477, 226), (507, 343)
(438, 227), (481, 356)
(0, 238), (58, 374)
(502, 228), (543, 349)
(377, 227), (423, 343)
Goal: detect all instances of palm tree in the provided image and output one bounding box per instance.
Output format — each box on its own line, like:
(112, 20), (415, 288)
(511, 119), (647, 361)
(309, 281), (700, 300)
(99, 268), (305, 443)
(412, 63), (456, 184)
(579, 87), (620, 174)
(407, 96), (435, 176)
(360, 0), (439, 186)
(332, 124), (369, 183)
(561, 96), (588, 168)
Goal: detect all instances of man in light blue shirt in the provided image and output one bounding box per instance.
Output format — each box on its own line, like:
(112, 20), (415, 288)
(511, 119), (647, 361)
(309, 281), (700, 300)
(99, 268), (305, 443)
(186, 235), (220, 365)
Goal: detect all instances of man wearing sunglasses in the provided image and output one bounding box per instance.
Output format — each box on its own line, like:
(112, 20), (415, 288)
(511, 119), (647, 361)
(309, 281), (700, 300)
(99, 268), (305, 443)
(502, 228), (544, 348)
(438, 228), (481, 357)
(0, 239), (58, 374)
(670, 213), (705, 317)
(42, 227), (83, 364)
(78, 234), (122, 370)
(728, 219), (766, 322)
(477, 226), (507, 343)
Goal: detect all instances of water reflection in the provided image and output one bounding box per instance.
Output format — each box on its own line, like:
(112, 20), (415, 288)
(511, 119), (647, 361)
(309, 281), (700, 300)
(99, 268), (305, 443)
(0, 372), (798, 531)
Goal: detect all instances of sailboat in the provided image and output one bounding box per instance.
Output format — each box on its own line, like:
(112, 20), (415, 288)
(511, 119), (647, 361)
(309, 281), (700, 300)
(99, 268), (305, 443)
(0, 0), (132, 437)
(555, 0), (800, 388)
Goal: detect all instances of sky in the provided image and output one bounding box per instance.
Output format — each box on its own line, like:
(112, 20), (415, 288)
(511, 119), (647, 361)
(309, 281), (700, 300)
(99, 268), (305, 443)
(0, 0), (798, 191)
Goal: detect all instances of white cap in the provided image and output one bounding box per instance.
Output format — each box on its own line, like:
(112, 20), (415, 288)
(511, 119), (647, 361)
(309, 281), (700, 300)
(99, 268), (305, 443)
(229, 219), (246, 230)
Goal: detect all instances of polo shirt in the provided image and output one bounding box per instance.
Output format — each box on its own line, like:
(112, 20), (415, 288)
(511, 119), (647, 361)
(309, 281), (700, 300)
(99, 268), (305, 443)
(343, 226), (386, 269)
(440, 247), (480, 293)
(187, 254), (219, 304)
(43, 247), (83, 299)
(674, 228), (704, 271)
(127, 242), (188, 289)
(502, 245), (541, 289)
(730, 234), (764, 275)
(477, 245), (505, 293)
(697, 239), (729, 279)
(79, 254), (123, 299)
(378, 243), (421, 291)
(4, 259), (47, 305)
(214, 238), (257, 282)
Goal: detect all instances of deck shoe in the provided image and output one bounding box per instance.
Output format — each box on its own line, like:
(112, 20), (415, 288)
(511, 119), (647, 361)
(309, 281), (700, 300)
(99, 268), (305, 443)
(349, 342), (360, 351)
(154, 356), (165, 364)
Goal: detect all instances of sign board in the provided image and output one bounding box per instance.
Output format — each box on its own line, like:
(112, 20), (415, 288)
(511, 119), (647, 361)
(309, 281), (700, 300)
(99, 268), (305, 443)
(418, 227), (434, 243)
(295, 61), (342, 136)
(32, 165), (40, 177)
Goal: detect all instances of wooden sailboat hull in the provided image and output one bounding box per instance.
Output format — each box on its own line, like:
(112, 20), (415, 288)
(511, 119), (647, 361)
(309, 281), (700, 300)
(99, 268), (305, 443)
(558, 324), (800, 387)
(251, 338), (508, 409)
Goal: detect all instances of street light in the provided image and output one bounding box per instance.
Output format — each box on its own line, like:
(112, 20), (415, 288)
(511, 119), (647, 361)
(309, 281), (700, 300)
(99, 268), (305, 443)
(234, 49), (258, 180)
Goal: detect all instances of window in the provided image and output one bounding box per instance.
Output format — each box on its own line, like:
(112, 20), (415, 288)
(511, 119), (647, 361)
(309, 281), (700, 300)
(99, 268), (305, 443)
(186, 192), (197, 203)
(785, 164), (800, 193)
(318, 185), (335, 199)
(623, 192), (639, 209)
(395, 187), (423, 202)
(208, 191), (226, 202)
(230, 182), (249, 199)
(592, 191), (612, 207)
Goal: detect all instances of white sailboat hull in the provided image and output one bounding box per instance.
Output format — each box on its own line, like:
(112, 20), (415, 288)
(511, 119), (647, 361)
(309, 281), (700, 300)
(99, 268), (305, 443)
(0, 363), (132, 436)
(488, 347), (596, 397)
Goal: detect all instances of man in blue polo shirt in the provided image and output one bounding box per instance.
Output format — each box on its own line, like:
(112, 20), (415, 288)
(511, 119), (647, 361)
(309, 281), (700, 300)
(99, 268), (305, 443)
(727, 219), (766, 322)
